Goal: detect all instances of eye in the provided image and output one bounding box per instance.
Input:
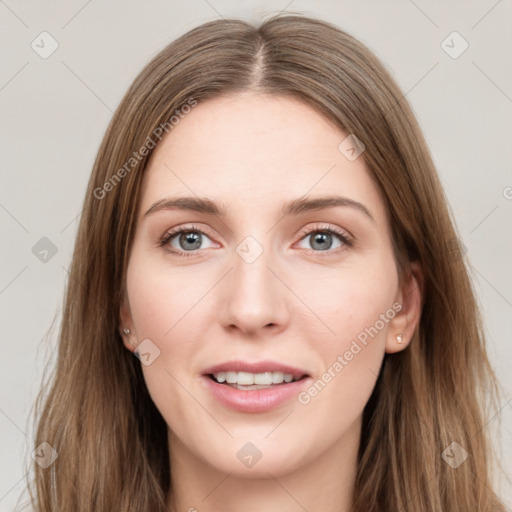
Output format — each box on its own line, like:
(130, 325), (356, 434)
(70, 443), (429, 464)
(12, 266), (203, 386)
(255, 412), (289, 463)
(158, 223), (353, 258)
(295, 224), (353, 255)
(159, 225), (217, 257)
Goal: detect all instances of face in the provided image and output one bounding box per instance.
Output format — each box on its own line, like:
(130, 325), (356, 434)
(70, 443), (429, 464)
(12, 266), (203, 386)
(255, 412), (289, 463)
(120, 92), (421, 478)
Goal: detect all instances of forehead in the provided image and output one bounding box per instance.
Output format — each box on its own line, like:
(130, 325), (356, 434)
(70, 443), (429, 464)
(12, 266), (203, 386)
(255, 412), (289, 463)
(138, 92), (388, 226)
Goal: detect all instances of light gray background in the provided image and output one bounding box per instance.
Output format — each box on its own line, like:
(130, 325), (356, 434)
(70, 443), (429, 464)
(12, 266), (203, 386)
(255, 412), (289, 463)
(1, 1), (511, 510)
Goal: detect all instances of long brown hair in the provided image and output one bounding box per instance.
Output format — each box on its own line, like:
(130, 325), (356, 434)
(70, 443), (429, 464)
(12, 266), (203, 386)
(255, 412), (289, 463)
(25, 13), (506, 511)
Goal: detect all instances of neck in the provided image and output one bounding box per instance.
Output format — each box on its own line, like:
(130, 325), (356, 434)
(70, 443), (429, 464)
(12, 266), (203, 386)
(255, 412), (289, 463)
(166, 417), (361, 512)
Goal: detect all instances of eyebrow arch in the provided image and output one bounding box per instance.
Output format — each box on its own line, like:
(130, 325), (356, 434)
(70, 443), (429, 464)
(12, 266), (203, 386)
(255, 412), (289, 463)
(144, 195), (375, 223)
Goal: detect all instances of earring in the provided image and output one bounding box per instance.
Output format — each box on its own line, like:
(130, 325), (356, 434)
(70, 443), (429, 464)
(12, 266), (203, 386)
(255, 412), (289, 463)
(396, 334), (403, 344)
(122, 327), (137, 348)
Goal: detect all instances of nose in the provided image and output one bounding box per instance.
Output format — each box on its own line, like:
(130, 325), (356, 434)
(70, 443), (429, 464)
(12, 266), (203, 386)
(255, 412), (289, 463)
(218, 243), (290, 337)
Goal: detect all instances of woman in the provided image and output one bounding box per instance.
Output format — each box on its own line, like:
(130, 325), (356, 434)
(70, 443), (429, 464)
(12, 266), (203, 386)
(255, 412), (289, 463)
(28, 13), (507, 511)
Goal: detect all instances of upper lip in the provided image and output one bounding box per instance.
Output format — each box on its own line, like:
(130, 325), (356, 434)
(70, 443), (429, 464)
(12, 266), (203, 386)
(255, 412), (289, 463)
(202, 360), (310, 380)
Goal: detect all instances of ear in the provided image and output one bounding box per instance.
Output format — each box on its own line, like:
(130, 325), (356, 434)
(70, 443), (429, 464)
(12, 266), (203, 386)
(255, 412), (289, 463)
(119, 286), (137, 353)
(385, 261), (423, 354)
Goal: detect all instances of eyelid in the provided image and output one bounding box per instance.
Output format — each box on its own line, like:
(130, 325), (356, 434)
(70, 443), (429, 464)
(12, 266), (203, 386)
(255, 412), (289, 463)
(296, 222), (352, 242)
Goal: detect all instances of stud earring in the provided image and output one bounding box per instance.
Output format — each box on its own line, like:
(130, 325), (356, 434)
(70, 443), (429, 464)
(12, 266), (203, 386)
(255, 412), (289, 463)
(396, 334), (403, 344)
(121, 327), (137, 348)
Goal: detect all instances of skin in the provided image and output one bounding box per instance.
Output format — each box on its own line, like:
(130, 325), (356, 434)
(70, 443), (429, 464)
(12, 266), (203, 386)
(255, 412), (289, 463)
(119, 92), (422, 512)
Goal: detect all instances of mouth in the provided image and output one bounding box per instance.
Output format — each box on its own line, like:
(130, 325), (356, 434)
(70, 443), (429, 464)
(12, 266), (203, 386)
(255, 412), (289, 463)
(201, 360), (312, 412)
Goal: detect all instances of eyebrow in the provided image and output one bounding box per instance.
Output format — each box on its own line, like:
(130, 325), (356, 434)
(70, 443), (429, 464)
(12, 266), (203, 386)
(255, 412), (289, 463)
(143, 195), (375, 223)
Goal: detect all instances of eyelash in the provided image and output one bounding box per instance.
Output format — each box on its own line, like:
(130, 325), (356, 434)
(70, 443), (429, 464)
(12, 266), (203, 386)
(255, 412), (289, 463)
(158, 223), (353, 258)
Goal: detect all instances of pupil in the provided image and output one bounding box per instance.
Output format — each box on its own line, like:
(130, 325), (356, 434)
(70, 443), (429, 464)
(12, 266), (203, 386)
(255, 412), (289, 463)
(311, 232), (332, 251)
(180, 231), (201, 250)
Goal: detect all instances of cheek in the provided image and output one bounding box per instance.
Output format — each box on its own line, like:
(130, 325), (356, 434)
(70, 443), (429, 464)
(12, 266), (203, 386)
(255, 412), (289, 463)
(299, 260), (397, 396)
(125, 256), (211, 436)
(126, 248), (210, 341)
(308, 260), (398, 346)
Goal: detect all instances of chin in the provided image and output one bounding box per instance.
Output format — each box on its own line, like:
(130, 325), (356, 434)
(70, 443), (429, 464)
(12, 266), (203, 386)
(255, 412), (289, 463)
(197, 436), (312, 478)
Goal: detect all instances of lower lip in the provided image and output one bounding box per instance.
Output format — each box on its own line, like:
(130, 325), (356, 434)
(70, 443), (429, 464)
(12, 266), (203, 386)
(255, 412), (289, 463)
(202, 375), (311, 413)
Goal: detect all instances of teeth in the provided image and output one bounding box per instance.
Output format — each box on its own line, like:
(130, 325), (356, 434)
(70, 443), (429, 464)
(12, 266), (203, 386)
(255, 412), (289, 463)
(212, 371), (299, 385)
(271, 371), (284, 384)
(215, 372), (227, 383)
(254, 372), (272, 385)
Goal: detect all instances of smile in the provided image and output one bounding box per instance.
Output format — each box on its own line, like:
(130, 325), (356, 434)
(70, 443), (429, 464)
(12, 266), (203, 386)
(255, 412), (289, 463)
(201, 360), (312, 413)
